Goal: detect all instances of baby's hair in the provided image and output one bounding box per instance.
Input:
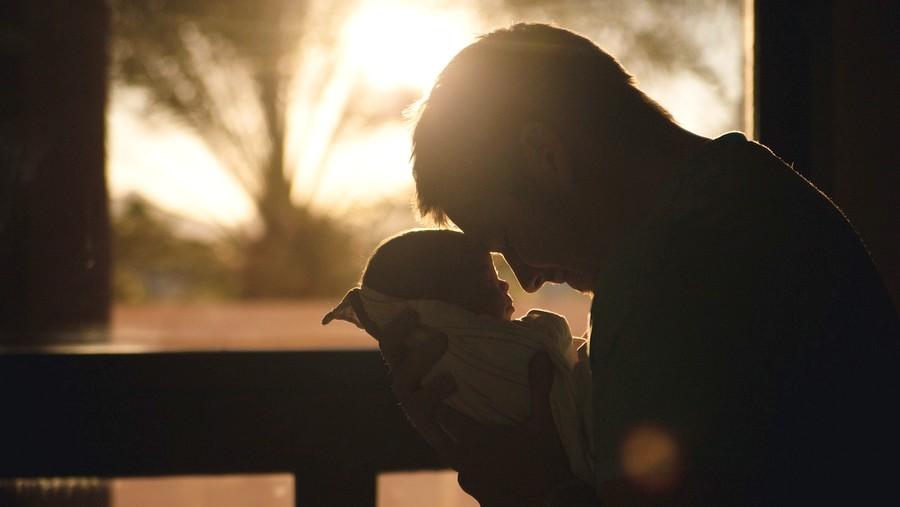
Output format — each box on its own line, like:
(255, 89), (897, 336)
(362, 229), (485, 303)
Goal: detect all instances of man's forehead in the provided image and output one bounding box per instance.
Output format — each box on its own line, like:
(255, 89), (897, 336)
(445, 197), (500, 230)
(443, 202), (477, 230)
(444, 215), (498, 251)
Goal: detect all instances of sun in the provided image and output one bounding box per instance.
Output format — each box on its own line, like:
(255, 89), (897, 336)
(341, 0), (480, 93)
(291, 0), (484, 212)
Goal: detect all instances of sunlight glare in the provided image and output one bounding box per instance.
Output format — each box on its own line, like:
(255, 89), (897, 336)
(108, 88), (255, 228)
(307, 123), (416, 213)
(342, 0), (479, 93)
(108, 0), (745, 227)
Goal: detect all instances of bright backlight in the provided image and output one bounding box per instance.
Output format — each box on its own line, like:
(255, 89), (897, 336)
(342, 0), (478, 92)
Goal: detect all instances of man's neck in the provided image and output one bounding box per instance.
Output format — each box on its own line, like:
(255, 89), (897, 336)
(627, 123), (710, 207)
(581, 123), (710, 267)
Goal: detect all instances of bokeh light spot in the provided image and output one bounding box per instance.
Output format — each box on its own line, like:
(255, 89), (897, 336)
(621, 424), (682, 493)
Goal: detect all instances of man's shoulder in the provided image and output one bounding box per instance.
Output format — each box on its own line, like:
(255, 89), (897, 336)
(591, 131), (893, 342)
(665, 133), (866, 269)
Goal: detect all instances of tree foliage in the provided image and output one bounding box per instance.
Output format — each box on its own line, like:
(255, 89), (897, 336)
(109, 0), (408, 298)
(108, 0), (744, 300)
(112, 195), (239, 302)
(494, 0), (744, 124)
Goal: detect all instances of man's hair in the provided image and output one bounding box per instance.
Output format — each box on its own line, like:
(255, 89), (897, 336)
(410, 23), (673, 225)
(362, 229), (485, 302)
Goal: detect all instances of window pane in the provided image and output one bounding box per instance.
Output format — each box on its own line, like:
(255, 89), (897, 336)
(107, 0), (745, 351)
(0, 476), (293, 507)
(378, 470), (477, 507)
(112, 475), (293, 507)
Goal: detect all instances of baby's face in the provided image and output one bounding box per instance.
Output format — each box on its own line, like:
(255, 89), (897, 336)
(455, 253), (515, 320)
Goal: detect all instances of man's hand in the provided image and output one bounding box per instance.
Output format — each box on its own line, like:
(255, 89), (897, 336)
(350, 298), (587, 505)
(436, 351), (581, 506)
(348, 299), (459, 452)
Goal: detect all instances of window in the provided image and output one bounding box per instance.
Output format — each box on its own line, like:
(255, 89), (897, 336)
(106, 0), (747, 352)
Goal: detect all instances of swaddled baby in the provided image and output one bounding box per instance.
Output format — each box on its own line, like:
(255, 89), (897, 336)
(322, 229), (594, 485)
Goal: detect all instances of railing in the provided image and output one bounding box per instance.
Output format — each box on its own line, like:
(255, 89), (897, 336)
(0, 350), (441, 506)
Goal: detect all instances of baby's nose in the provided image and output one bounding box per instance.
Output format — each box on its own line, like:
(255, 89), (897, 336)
(498, 279), (510, 292)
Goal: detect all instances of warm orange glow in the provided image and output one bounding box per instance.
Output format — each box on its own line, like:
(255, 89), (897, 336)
(341, 0), (479, 93)
(296, 0), (482, 211)
(109, 1), (746, 225)
(621, 424), (682, 492)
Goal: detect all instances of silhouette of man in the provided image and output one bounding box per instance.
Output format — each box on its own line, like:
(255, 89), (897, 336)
(363, 24), (899, 506)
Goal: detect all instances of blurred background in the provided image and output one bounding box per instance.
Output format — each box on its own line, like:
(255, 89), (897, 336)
(104, 0), (745, 352)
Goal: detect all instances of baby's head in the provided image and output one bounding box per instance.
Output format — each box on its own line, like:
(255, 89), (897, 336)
(362, 229), (514, 320)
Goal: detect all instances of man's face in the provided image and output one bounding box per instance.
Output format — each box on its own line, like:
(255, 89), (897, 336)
(431, 121), (602, 294)
(444, 188), (596, 294)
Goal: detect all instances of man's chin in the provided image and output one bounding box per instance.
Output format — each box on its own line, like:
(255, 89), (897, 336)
(563, 272), (595, 293)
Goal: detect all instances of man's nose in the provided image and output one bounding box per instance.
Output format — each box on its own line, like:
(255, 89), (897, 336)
(503, 253), (546, 293)
(498, 279), (510, 292)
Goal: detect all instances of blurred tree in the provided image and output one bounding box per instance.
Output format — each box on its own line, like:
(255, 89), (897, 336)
(491, 0), (744, 127)
(109, 0), (412, 297)
(113, 195), (240, 302)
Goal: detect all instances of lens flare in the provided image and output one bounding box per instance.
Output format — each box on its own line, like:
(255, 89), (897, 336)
(621, 424), (682, 493)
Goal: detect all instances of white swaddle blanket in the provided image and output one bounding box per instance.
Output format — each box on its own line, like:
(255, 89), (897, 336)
(322, 287), (595, 486)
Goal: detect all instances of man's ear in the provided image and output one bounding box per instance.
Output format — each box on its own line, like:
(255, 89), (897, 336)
(518, 122), (573, 185)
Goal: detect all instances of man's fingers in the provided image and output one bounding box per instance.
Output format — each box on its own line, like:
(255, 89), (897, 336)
(391, 329), (448, 397)
(381, 308), (419, 338)
(377, 309), (419, 365)
(403, 374), (456, 411)
(398, 375), (461, 465)
(527, 350), (555, 429)
(436, 405), (495, 446)
(347, 290), (382, 339)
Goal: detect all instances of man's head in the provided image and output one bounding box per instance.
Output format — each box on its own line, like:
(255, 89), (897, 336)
(362, 229), (514, 320)
(410, 23), (677, 292)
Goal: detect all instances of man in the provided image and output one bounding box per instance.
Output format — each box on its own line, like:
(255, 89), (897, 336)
(363, 24), (899, 506)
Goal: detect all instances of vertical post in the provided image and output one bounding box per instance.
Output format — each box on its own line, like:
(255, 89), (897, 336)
(0, 0), (111, 500)
(294, 465), (376, 507)
(753, 0), (834, 193)
(0, 0), (111, 343)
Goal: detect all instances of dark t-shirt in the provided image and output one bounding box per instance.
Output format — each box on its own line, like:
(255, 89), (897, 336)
(589, 132), (899, 504)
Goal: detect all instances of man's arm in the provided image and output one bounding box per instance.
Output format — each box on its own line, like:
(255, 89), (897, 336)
(354, 304), (593, 506)
(434, 352), (587, 506)
(350, 305), (461, 452)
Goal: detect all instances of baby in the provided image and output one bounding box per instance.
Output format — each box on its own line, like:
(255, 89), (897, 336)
(359, 227), (515, 320)
(323, 229), (594, 485)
